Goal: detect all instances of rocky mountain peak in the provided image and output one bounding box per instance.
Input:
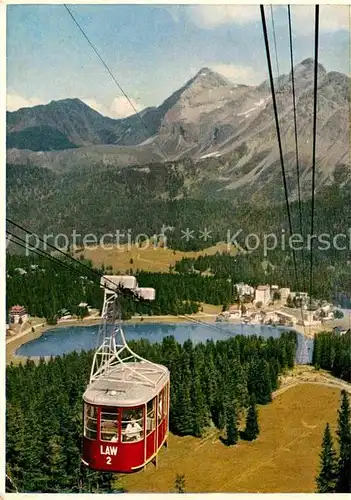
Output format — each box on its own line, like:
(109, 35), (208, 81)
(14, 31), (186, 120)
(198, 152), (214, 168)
(189, 67), (230, 89)
(293, 58), (327, 78)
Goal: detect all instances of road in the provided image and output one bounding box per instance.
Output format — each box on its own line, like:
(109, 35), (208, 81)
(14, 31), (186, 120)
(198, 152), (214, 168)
(6, 321), (46, 345)
(273, 369), (351, 398)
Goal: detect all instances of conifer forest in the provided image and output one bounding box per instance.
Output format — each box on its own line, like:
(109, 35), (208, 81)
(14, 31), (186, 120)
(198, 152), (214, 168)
(7, 333), (295, 492)
(5, 251), (351, 493)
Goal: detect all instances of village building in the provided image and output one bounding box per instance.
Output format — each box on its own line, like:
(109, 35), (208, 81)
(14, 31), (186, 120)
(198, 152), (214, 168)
(263, 311), (280, 324)
(275, 310), (297, 326)
(299, 310), (321, 326)
(279, 288), (291, 303)
(9, 305), (29, 324)
(255, 285), (271, 305)
(235, 283), (255, 297)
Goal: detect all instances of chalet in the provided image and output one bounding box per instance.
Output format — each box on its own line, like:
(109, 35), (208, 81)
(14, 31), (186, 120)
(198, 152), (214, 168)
(9, 305), (29, 324)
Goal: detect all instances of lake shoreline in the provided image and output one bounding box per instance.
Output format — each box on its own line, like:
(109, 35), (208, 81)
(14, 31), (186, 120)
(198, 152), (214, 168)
(6, 314), (216, 364)
(6, 311), (325, 365)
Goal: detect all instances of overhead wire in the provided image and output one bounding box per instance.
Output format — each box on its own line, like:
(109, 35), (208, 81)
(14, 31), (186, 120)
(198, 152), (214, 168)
(287, 5), (306, 291)
(308, 5), (320, 316)
(7, 217), (125, 294)
(7, 229), (155, 347)
(287, 5), (303, 237)
(270, 5), (281, 90)
(269, 5), (294, 202)
(6, 230), (116, 295)
(260, 5), (309, 342)
(6, 226), (152, 312)
(63, 3), (178, 253)
(269, 5), (301, 289)
(260, 5), (300, 290)
(63, 4), (169, 165)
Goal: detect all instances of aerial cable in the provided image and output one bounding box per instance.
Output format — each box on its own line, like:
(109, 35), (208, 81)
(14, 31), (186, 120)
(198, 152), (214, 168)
(63, 3), (177, 247)
(270, 4), (292, 194)
(260, 5), (300, 291)
(287, 5), (306, 291)
(7, 231), (152, 329)
(6, 217), (124, 294)
(308, 5), (319, 314)
(6, 231), (116, 295)
(6, 228), (149, 309)
(63, 4), (169, 164)
(261, 5), (309, 341)
(7, 232), (153, 352)
(270, 5), (281, 90)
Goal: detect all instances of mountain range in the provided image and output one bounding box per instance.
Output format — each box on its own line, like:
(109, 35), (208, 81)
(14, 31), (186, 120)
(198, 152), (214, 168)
(6, 58), (350, 201)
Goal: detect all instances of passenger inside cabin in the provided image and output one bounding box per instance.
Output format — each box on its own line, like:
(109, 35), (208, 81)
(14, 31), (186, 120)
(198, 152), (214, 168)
(110, 434), (118, 442)
(125, 419), (142, 441)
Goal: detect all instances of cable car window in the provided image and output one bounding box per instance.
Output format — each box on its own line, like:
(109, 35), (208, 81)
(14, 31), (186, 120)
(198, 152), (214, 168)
(158, 389), (165, 423)
(121, 407), (144, 443)
(100, 407), (119, 442)
(146, 398), (156, 435)
(84, 404), (98, 440)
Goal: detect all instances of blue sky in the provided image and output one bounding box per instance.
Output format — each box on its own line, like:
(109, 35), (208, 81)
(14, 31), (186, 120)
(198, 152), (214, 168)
(6, 4), (349, 118)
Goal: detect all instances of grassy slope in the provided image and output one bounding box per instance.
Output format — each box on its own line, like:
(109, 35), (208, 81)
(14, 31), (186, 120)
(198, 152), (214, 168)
(78, 242), (238, 273)
(120, 384), (344, 493)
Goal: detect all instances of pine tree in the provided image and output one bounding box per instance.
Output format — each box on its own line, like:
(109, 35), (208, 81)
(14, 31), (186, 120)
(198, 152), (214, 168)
(336, 390), (351, 493)
(174, 473), (186, 493)
(248, 358), (272, 405)
(244, 395), (260, 441)
(316, 423), (338, 492)
(226, 403), (239, 446)
(172, 352), (193, 435)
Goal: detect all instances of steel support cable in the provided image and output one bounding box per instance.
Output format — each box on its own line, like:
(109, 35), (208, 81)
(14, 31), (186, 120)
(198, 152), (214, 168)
(63, 4), (168, 164)
(270, 4), (300, 282)
(6, 227), (149, 316)
(7, 230), (153, 324)
(6, 227), (150, 313)
(64, 4), (176, 246)
(260, 5), (300, 291)
(270, 5), (290, 182)
(6, 231), (116, 295)
(270, 5), (281, 89)
(261, 6), (309, 341)
(6, 217), (125, 293)
(287, 5), (306, 291)
(308, 5), (320, 315)
(7, 233), (141, 368)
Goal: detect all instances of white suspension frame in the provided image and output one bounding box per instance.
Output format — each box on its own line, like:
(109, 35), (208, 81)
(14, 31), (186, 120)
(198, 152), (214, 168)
(89, 283), (166, 388)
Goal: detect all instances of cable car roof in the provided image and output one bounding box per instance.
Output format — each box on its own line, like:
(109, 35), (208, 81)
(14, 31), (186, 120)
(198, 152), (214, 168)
(83, 361), (169, 407)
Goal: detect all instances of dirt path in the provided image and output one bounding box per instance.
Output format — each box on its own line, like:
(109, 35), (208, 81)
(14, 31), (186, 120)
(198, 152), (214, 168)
(6, 321), (46, 345)
(273, 367), (351, 398)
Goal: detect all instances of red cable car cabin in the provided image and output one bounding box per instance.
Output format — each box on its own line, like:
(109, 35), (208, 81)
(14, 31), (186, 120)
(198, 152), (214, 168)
(82, 352), (170, 473)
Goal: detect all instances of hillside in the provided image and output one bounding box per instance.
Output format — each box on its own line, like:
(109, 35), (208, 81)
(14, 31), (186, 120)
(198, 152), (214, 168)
(6, 59), (350, 199)
(6, 160), (350, 257)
